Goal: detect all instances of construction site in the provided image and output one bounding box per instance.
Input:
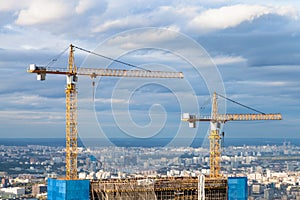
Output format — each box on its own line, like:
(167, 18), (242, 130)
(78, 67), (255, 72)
(27, 44), (282, 200)
(90, 176), (227, 200)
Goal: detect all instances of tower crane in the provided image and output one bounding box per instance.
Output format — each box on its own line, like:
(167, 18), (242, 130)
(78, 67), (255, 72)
(182, 92), (282, 178)
(27, 44), (183, 180)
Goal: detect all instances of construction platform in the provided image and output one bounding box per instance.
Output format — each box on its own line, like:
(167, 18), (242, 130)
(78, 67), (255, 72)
(90, 176), (227, 200)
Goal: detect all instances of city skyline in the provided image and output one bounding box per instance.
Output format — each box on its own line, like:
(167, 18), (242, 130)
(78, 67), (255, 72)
(0, 1), (299, 138)
(0, 139), (299, 199)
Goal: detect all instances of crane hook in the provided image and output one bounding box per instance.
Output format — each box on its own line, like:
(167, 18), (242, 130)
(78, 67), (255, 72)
(90, 73), (97, 102)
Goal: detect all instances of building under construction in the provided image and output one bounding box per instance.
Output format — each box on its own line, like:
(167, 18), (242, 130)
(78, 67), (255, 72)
(27, 45), (278, 200)
(90, 176), (228, 200)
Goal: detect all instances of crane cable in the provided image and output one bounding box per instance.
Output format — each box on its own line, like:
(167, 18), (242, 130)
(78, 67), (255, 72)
(72, 45), (151, 102)
(45, 46), (69, 68)
(216, 93), (266, 114)
(73, 45), (151, 72)
(200, 97), (211, 110)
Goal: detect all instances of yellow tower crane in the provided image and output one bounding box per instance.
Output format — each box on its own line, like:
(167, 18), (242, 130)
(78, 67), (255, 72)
(27, 44), (183, 180)
(182, 92), (282, 178)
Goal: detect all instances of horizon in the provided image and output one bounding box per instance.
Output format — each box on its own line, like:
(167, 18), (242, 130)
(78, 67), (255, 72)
(0, 136), (297, 139)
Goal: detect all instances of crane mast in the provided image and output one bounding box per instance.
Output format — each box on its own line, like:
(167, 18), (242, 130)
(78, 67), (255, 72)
(209, 92), (221, 178)
(182, 92), (282, 178)
(65, 45), (78, 180)
(27, 44), (183, 180)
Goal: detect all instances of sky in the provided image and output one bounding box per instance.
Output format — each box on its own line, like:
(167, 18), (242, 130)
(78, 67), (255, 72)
(0, 0), (299, 141)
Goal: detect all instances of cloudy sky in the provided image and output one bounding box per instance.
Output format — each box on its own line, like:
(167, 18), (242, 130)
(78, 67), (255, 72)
(0, 0), (299, 140)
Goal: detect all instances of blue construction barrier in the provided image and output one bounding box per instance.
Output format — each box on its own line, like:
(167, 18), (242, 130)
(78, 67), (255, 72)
(228, 177), (248, 200)
(47, 178), (90, 200)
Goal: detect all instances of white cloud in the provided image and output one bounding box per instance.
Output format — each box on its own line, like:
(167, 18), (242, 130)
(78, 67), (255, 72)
(92, 5), (197, 34)
(15, 0), (72, 25)
(188, 4), (298, 33)
(276, 5), (299, 20)
(75, 0), (97, 14)
(94, 97), (128, 104)
(0, 0), (30, 11)
(212, 56), (246, 66)
(0, 110), (64, 124)
(106, 29), (181, 48)
(92, 18), (142, 33)
(235, 80), (289, 87)
(0, 25), (69, 50)
(0, 93), (64, 110)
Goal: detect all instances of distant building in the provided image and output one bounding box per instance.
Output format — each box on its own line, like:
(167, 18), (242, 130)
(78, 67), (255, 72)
(32, 184), (47, 197)
(78, 172), (87, 179)
(264, 188), (274, 200)
(287, 162), (295, 172)
(0, 187), (25, 196)
(252, 184), (263, 194)
(124, 155), (137, 166)
(1, 178), (9, 187)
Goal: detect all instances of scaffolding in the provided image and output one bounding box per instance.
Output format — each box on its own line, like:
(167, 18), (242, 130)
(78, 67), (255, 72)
(205, 177), (227, 200)
(90, 176), (227, 200)
(90, 178), (156, 200)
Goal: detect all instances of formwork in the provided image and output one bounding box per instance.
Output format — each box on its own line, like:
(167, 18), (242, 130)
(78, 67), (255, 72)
(48, 178), (90, 200)
(205, 177), (228, 200)
(90, 178), (156, 200)
(90, 176), (227, 200)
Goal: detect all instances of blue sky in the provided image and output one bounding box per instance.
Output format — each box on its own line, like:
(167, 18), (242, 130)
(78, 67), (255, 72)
(0, 0), (299, 140)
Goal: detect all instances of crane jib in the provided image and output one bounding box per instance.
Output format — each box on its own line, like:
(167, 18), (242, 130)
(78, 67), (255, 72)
(27, 66), (184, 79)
